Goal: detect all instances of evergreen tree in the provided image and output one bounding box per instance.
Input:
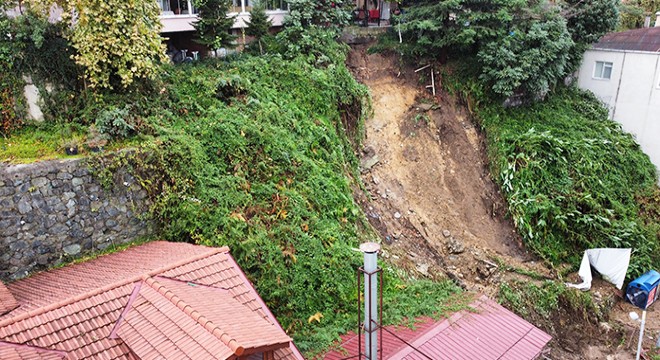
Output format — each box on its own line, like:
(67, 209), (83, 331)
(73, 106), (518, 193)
(245, 3), (272, 54)
(560, 0), (619, 74)
(194, 0), (236, 56)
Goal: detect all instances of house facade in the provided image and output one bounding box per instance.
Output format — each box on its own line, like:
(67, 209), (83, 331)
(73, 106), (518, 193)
(159, 0), (288, 34)
(577, 16), (660, 176)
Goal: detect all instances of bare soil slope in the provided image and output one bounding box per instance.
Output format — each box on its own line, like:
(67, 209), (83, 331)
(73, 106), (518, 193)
(347, 44), (644, 359)
(348, 45), (539, 293)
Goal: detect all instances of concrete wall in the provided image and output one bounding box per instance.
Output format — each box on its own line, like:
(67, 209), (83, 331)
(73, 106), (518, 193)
(578, 49), (660, 176)
(0, 157), (153, 281)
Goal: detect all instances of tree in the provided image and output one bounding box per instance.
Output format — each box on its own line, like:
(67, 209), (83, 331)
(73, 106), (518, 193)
(562, 0), (619, 45)
(399, 0), (573, 99)
(245, 2), (272, 54)
(560, 0), (619, 74)
(284, 0), (352, 32)
(61, 0), (167, 89)
(478, 13), (573, 98)
(193, 0), (236, 55)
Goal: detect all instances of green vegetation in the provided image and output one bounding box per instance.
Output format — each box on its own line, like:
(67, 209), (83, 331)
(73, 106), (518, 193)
(245, 2), (273, 55)
(193, 0), (237, 55)
(393, 0), (618, 99)
(444, 66), (660, 277)
(55, 0), (166, 89)
(482, 88), (659, 276)
(619, 0), (658, 29)
(498, 280), (608, 333)
(284, 0), (353, 31)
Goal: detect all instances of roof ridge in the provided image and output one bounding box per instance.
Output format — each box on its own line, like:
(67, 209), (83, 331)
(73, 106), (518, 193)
(143, 276), (245, 356)
(0, 244), (229, 329)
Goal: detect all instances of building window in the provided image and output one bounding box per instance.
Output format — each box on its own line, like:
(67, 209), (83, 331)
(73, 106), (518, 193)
(593, 61), (613, 80)
(266, 0), (287, 10)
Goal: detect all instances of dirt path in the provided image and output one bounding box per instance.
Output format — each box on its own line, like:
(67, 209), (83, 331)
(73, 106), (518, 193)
(347, 44), (646, 359)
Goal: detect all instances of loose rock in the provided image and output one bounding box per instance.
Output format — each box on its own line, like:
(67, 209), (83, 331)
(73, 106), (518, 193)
(447, 237), (465, 254)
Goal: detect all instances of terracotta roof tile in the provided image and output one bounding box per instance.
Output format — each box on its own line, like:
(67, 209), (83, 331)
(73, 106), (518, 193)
(0, 340), (67, 359)
(0, 283), (138, 359)
(149, 277), (290, 351)
(116, 281), (235, 359)
(0, 241), (303, 360)
(4, 242), (222, 318)
(162, 254), (270, 320)
(0, 282), (18, 316)
(274, 347), (301, 360)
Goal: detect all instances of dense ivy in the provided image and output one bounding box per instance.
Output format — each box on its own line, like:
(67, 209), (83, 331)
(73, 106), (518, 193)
(84, 45), (459, 352)
(478, 87), (659, 277)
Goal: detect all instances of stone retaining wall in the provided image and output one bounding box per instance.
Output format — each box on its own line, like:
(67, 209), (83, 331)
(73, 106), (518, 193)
(0, 157), (152, 280)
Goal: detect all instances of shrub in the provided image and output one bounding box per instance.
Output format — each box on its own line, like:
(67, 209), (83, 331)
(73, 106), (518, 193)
(95, 105), (135, 138)
(63, 0), (167, 89)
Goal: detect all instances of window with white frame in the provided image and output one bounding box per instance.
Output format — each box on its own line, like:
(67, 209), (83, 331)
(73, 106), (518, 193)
(593, 61), (613, 80)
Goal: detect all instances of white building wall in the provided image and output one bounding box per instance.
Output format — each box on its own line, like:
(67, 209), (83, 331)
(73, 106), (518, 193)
(577, 50), (625, 116)
(160, 10), (287, 33)
(578, 49), (660, 177)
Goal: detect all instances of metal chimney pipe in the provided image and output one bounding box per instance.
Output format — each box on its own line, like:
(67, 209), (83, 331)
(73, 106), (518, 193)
(360, 242), (380, 360)
(655, 12), (660, 27)
(644, 16), (651, 28)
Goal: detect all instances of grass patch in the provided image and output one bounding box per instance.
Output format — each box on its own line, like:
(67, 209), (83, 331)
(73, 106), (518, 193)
(497, 279), (615, 347)
(0, 122), (141, 163)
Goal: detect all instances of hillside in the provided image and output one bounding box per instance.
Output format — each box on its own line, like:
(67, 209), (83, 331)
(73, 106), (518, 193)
(347, 42), (659, 359)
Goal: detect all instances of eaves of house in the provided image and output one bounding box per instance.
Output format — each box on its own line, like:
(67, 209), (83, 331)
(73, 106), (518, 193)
(0, 241), (304, 360)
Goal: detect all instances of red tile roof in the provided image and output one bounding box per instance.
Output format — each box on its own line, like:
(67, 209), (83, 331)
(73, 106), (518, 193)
(593, 27), (660, 53)
(0, 341), (67, 359)
(324, 295), (552, 360)
(0, 241), (304, 360)
(0, 282), (18, 316)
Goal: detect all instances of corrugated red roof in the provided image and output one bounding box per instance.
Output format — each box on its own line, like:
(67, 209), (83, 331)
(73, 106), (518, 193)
(324, 317), (439, 360)
(593, 27), (660, 53)
(324, 295), (551, 360)
(0, 241), (303, 360)
(0, 282), (18, 316)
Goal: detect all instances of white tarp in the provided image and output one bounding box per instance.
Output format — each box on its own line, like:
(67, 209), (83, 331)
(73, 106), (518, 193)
(566, 248), (631, 290)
